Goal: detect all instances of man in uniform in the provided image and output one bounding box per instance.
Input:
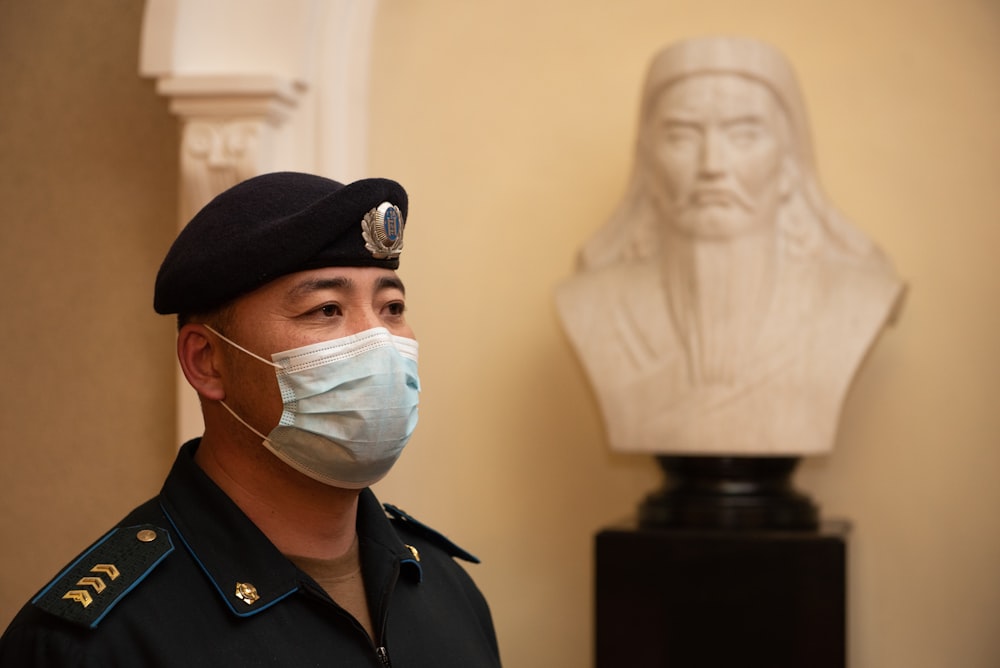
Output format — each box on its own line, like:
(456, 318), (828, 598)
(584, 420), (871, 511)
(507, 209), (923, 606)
(0, 172), (502, 667)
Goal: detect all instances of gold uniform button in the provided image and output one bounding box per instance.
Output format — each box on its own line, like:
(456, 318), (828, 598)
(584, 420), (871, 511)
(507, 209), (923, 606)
(235, 582), (260, 605)
(136, 529), (158, 543)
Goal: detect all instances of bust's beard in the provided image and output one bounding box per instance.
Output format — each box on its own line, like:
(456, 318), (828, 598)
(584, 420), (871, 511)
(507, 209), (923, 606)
(661, 228), (779, 386)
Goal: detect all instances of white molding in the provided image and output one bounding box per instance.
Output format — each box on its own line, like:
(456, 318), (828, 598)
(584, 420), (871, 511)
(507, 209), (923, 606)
(157, 75), (302, 119)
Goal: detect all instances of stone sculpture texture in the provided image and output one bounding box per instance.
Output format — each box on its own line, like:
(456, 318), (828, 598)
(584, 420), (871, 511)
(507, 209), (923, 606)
(555, 37), (904, 456)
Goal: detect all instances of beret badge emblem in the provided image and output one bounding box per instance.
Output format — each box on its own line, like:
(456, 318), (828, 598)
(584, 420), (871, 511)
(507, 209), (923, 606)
(362, 202), (405, 260)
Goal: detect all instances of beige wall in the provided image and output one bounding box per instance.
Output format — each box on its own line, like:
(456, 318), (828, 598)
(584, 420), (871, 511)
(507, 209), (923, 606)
(0, 0), (178, 631)
(2, 1), (999, 668)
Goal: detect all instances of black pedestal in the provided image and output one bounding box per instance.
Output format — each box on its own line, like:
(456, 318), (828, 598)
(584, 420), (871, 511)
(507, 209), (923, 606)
(595, 520), (848, 668)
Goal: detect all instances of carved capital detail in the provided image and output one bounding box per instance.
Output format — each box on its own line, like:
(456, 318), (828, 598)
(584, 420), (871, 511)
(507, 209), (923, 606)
(157, 75), (304, 221)
(179, 119), (266, 222)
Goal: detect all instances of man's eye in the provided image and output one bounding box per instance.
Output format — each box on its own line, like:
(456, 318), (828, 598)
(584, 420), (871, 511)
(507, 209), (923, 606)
(385, 302), (406, 316)
(318, 304), (341, 317)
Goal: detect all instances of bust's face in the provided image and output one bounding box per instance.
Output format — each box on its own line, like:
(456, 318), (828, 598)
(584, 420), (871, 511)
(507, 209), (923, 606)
(644, 73), (788, 240)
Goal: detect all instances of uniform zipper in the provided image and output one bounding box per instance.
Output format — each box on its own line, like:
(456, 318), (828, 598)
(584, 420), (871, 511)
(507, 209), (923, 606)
(372, 558), (398, 667)
(374, 601), (392, 666)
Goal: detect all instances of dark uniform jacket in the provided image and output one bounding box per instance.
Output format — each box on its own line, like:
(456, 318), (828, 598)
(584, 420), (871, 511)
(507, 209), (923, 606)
(0, 441), (501, 667)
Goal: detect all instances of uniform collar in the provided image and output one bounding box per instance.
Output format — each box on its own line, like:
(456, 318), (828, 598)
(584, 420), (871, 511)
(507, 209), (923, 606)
(159, 440), (420, 619)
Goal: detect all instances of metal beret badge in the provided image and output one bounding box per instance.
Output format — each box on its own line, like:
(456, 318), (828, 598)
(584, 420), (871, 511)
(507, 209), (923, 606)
(362, 202), (405, 260)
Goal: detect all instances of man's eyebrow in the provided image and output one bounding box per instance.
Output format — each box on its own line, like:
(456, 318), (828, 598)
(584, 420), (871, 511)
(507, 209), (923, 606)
(285, 274), (406, 299)
(376, 275), (406, 295)
(286, 276), (353, 299)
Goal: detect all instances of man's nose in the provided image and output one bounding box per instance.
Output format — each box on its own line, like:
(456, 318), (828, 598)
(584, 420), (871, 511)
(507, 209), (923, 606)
(346, 307), (381, 334)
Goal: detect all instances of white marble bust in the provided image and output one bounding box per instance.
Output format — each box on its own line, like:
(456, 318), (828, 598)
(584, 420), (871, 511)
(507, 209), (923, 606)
(555, 37), (904, 456)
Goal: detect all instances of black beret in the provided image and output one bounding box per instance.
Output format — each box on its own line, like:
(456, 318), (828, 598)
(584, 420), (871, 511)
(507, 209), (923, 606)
(154, 172), (408, 315)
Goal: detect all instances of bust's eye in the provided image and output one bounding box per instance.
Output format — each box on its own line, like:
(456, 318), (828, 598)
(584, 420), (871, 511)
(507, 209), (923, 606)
(728, 123), (764, 147)
(662, 124), (700, 148)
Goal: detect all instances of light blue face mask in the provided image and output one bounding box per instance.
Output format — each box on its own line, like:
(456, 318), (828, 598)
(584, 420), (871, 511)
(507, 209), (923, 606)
(207, 326), (420, 489)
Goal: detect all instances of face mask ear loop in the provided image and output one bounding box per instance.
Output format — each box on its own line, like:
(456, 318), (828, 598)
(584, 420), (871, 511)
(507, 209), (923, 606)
(217, 398), (271, 444)
(202, 324), (281, 368)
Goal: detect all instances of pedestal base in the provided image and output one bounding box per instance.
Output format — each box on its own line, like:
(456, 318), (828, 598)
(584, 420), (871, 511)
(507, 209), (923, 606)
(595, 520), (848, 667)
(640, 456), (819, 530)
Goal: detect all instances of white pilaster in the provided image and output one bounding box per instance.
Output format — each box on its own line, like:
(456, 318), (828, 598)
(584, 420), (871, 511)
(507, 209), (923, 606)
(139, 0), (380, 442)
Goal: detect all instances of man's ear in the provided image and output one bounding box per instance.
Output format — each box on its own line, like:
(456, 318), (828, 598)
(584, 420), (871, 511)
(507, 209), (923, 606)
(177, 324), (226, 402)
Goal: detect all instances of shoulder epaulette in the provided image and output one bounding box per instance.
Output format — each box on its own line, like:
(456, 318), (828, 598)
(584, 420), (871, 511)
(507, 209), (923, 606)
(32, 524), (174, 629)
(383, 504), (480, 564)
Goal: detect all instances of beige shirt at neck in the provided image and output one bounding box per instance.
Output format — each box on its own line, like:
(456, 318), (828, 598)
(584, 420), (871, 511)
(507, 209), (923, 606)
(286, 535), (375, 641)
